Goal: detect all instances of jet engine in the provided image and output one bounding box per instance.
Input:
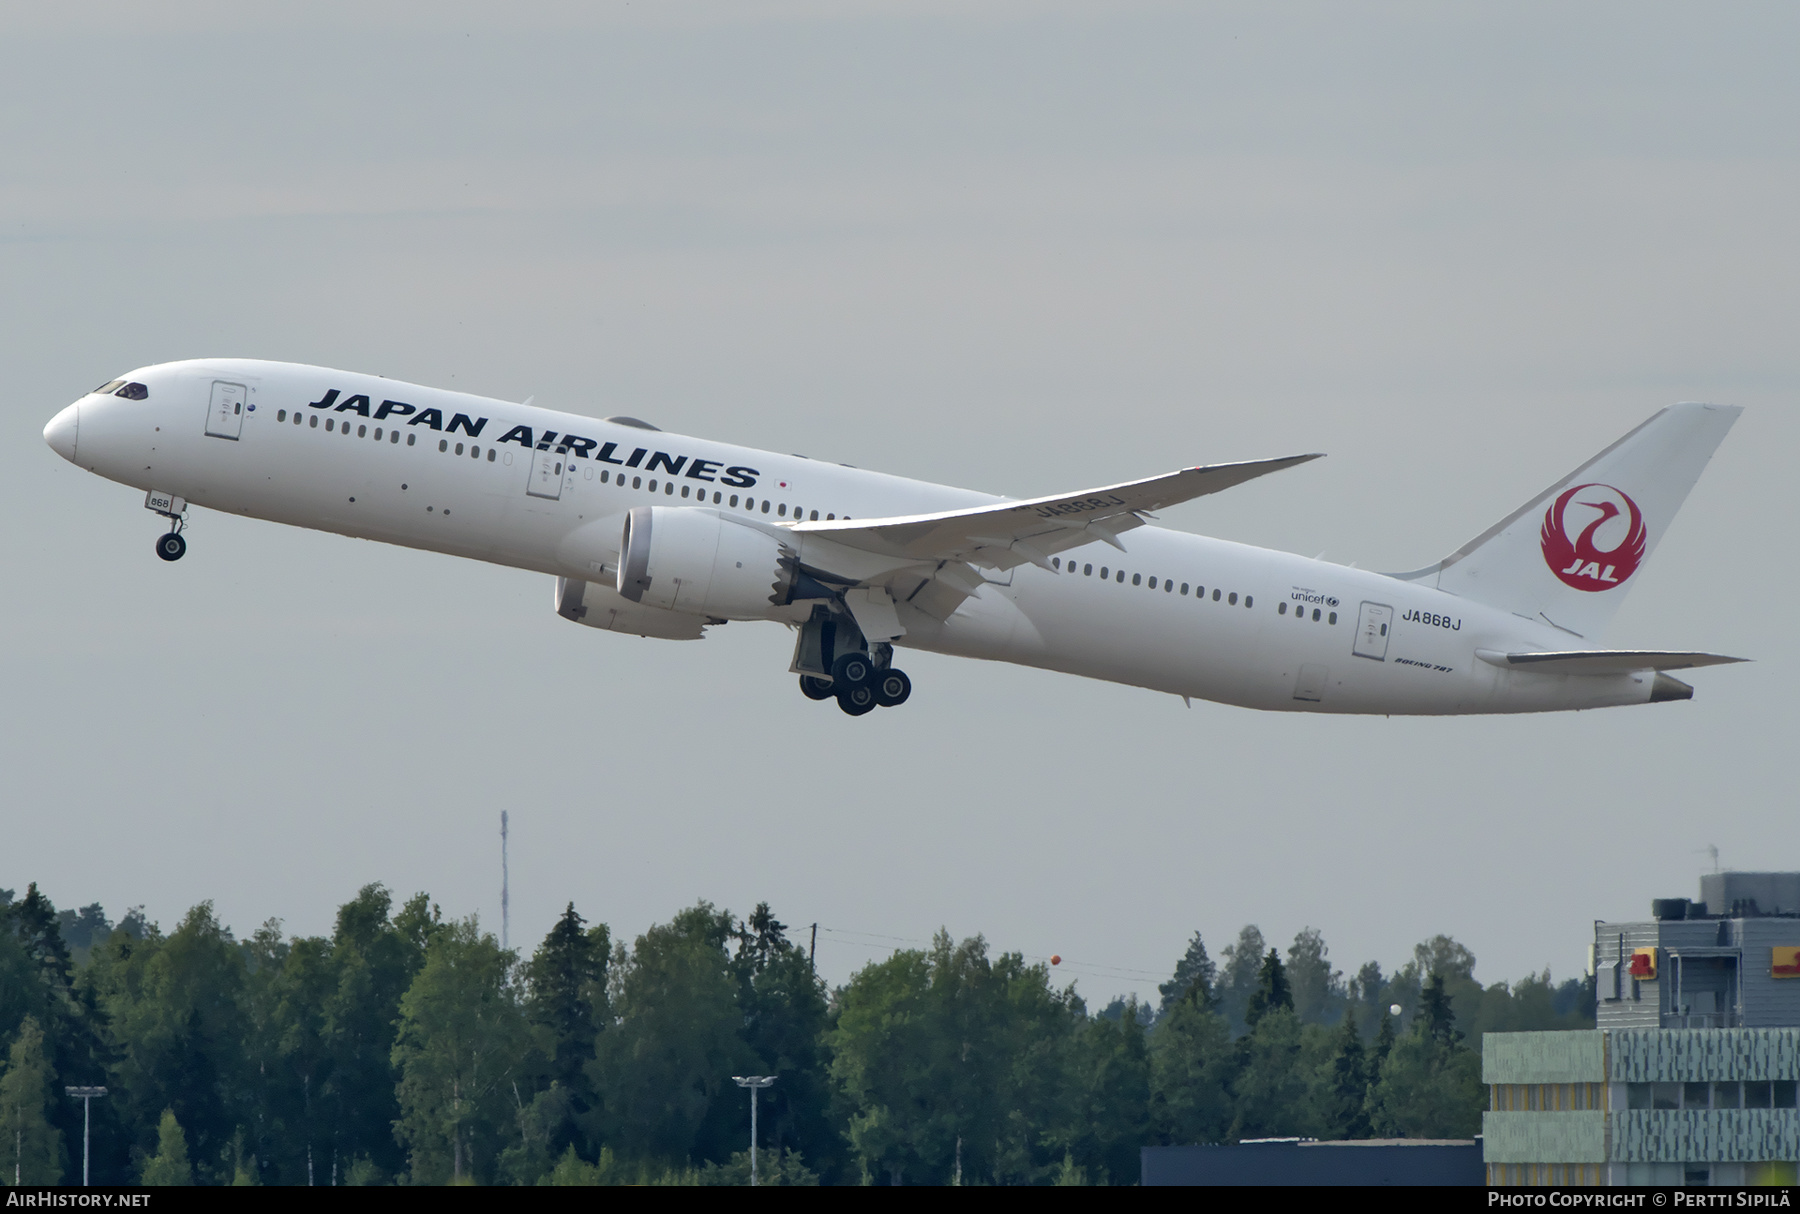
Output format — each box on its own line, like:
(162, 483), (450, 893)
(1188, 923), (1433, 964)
(616, 506), (793, 619)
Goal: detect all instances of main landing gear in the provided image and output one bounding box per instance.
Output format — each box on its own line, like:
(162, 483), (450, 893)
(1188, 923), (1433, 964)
(792, 607), (913, 716)
(797, 654), (912, 716)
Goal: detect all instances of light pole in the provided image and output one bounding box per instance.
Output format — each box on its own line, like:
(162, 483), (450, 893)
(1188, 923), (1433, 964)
(731, 1075), (776, 1186)
(64, 1087), (107, 1186)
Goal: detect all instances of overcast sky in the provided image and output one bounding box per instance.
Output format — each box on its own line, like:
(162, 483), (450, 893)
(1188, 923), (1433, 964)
(4, 1), (1796, 1002)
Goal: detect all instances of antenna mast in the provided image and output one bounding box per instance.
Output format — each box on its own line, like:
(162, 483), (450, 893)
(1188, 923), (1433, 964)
(501, 811), (510, 952)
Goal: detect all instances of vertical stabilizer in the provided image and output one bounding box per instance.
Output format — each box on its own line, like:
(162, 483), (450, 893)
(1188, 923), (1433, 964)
(1391, 403), (1741, 639)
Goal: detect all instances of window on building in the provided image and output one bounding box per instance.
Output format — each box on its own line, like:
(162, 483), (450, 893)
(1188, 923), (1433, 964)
(1685, 1082), (1710, 1109)
(1776, 1081), (1798, 1108)
(1653, 1083), (1681, 1110)
(1627, 1084), (1651, 1110)
(1745, 1082), (1773, 1109)
(1713, 1082), (1741, 1109)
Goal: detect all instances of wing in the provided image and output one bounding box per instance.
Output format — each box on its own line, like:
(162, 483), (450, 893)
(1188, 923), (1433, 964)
(1476, 649), (1747, 675)
(792, 454), (1321, 572)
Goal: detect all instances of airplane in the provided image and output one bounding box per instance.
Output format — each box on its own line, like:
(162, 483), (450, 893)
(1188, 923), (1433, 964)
(43, 359), (1745, 717)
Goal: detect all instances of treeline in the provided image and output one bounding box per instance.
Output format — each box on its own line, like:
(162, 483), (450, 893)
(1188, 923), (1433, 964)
(0, 883), (1591, 1186)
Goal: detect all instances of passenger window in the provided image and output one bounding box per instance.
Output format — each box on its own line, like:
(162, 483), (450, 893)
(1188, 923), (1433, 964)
(406, 433), (414, 445)
(1245, 595), (1253, 608)
(1133, 573), (1142, 586)
(1116, 570), (1124, 582)
(1180, 583), (1189, 595)
(326, 419), (336, 432)
(455, 442), (464, 455)
(778, 503), (787, 516)
(1165, 581), (1173, 593)
(826, 512), (834, 519)
(278, 409), (287, 422)
(810, 510), (819, 520)
(716, 492), (724, 504)
(353, 425), (362, 437)
(1084, 564), (1093, 575)
(1228, 592), (1237, 605)
(1052, 558), (1061, 570)
(600, 470), (610, 482)
(295, 413), (302, 425)
(648, 479), (658, 492)
(486, 447), (494, 460)
(1212, 589), (1221, 602)
(681, 485), (690, 498)
(1101, 567), (1110, 579)
(762, 500), (771, 513)
(632, 476), (642, 489)
(1279, 602), (1288, 615)
(1328, 611), (1336, 624)
(665, 482), (674, 494)
(470, 445), (479, 458)
(730, 494), (739, 507)
(1312, 608), (1321, 621)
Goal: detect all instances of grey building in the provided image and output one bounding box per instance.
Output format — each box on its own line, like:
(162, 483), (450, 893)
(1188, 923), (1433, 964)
(1483, 873), (1800, 1186)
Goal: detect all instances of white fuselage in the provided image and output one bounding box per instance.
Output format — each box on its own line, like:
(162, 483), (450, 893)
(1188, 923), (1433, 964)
(46, 359), (1664, 714)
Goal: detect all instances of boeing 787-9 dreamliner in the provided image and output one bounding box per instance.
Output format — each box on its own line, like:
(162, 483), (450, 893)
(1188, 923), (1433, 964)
(44, 361), (1745, 716)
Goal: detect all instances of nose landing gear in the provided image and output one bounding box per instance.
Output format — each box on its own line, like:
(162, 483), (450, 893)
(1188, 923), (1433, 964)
(145, 489), (188, 562)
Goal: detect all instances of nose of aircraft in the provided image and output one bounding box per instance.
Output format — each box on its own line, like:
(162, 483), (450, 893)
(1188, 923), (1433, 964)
(44, 403), (80, 462)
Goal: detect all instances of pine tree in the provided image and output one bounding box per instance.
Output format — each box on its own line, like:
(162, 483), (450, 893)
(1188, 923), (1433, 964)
(1243, 949), (1292, 1029)
(1370, 1009), (1396, 1070)
(0, 1017), (65, 1184)
(140, 1109), (193, 1186)
(1418, 973), (1461, 1046)
(525, 904), (610, 1094)
(1157, 933), (1218, 1015)
(1322, 1012), (1370, 1139)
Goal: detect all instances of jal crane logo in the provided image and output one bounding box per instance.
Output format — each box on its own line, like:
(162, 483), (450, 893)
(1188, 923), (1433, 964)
(1540, 483), (1647, 592)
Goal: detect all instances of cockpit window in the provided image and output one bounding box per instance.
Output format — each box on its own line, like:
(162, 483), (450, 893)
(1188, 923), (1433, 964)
(92, 380), (124, 395)
(115, 382), (148, 400)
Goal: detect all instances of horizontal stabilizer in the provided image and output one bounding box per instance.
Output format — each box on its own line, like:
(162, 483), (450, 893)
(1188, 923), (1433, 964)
(1475, 649), (1746, 675)
(792, 454), (1321, 570)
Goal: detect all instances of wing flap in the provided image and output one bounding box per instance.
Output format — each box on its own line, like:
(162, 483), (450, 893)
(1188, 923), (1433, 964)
(792, 454), (1321, 569)
(1476, 649), (1747, 675)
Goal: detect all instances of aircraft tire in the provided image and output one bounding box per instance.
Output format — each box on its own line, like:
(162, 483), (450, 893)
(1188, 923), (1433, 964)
(837, 684), (877, 715)
(156, 533), (187, 562)
(830, 651), (875, 689)
(874, 669), (912, 707)
(799, 674), (835, 701)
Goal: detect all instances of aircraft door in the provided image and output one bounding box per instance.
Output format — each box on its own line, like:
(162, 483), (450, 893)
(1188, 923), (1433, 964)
(205, 381), (247, 440)
(1353, 601), (1392, 661)
(526, 449), (565, 500)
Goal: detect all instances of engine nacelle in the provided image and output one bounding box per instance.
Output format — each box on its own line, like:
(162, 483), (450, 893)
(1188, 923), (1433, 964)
(555, 576), (707, 640)
(616, 506), (791, 619)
